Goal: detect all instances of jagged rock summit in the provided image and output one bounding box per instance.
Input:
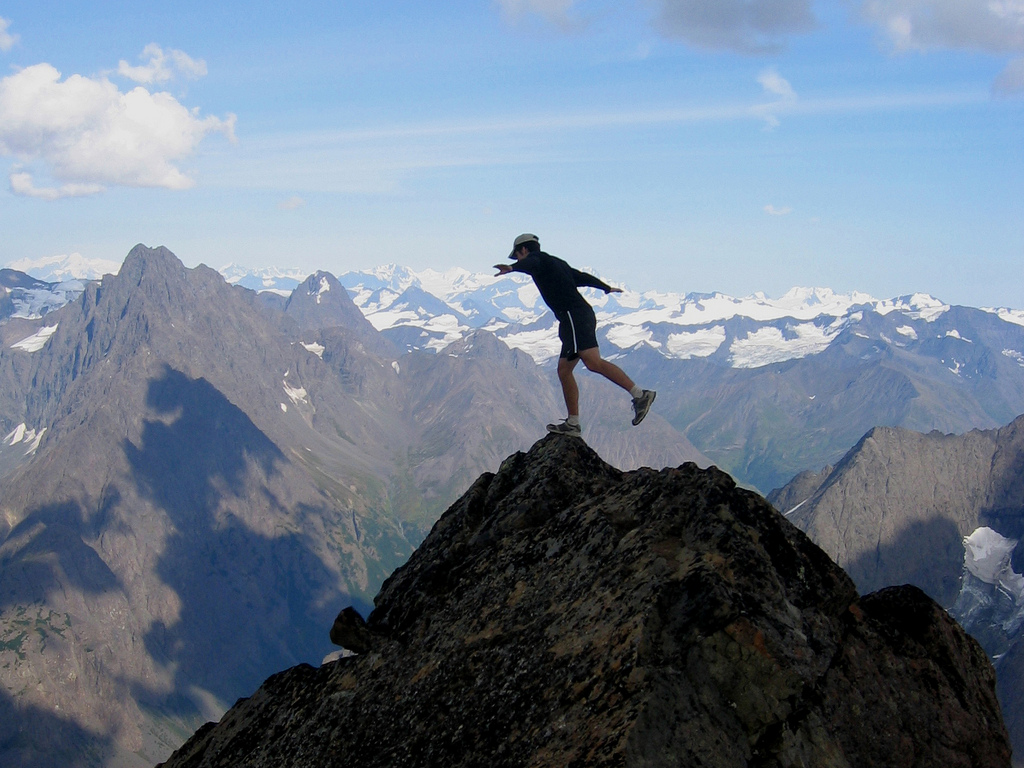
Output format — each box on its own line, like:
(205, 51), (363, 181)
(160, 436), (1010, 768)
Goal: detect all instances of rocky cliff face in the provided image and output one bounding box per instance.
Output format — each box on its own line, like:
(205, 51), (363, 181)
(771, 416), (1024, 606)
(160, 436), (1010, 768)
(769, 414), (1024, 763)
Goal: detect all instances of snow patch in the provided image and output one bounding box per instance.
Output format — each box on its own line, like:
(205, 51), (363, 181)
(964, 527), (1024, 602)
(12, 324), (59, 352)
(606, 324), (656, 350)
(3, 424), (46, 456)
(874, 294), (949, 322)
(499, 329), (563, 361)
(729, 323), (840, 369)
(316, 276), (331, 304)
(301, 342), (325, 358)
(1002, 349), (1024, 367)
(983, 307), (1024, 327)
(783, 499), (806, 517)
(283, 382), (309, 405)
(666, 327), (726, 359)
(391, 361), (400, 375)
(896, 325), (917, 339)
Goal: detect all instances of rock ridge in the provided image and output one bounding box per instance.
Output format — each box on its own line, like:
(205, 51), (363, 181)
(160, 435), (1010, 767)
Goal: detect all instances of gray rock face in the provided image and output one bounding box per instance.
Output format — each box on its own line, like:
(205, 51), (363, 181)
(769, 414), (1024, 763)
(160, 436), (1010, 768)
(771, 416), (1024, 606)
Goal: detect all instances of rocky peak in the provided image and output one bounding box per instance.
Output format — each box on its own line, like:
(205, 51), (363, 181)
(284, 269), (376, 335)
(160, 436), (1010, 768)
(117, 243), (188, 286)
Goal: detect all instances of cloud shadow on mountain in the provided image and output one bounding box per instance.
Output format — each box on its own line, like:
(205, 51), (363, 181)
(124, 365), (343, 716)
(0, 686), (116, 768)
(0, 498), (121, 612)
(979, 425), (1024, 572)
(844, 516), (964, 607)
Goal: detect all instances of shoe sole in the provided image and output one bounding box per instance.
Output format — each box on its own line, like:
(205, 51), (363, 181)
(546, 426), (582, 437)
(632, 391), (657, 426)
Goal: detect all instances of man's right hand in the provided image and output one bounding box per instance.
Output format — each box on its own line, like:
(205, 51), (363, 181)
(493, 264), (512, 275)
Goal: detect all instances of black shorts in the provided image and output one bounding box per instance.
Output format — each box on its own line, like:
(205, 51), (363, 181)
(557, 304), (598, 360)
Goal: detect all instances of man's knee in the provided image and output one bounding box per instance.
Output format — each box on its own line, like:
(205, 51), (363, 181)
(579, 349), (602, 371)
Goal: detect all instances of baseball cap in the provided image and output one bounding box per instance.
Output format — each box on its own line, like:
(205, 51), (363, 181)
(508, 233), (539, 259)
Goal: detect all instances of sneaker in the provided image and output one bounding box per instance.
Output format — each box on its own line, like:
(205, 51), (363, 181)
(631, 390), (656, 426)
(546, 419), (582, 437)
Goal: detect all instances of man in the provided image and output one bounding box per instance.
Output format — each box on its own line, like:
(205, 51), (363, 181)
(494, 233), (656, 437)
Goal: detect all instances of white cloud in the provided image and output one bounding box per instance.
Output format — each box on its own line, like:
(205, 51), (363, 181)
(117, 43), (208, 85)
(764, 204), (793, 215)
(0, 17), (18, 52)
(0, 61), (236, 199)
(10, 171), (103, 200)
(496, 0), (582, 30)
(278, 195), (305, 210)
(651, 0), (816, 53)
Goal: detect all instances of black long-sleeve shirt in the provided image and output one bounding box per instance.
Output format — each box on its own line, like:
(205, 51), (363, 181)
(510, 251), (614, 313)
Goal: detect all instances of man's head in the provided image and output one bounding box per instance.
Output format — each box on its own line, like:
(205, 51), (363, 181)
(509, 233), (540, 260)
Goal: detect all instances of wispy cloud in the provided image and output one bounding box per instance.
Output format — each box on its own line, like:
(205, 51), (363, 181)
(754, 68), (797, 128)
(117, 43), (208, 85)
(758, 68), (796, 100)
(0, 55), (235, 199)
(764, 204), (793, 216)
(300, 89), (974, 147)
(0, 17), (17, 52)
(278, 195), (305, 210)
(217, 88), (983, 198)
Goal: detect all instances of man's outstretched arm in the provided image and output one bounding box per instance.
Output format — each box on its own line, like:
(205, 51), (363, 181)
(573, 268), (622, 294)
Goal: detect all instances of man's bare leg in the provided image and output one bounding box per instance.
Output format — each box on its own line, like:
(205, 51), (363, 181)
(578, 347), (635, 393)
(557, 356), (581, 416)
(577, 347), (656, 426)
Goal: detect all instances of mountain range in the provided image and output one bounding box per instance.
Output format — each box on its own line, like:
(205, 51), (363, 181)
(4, 247), (1024, 765)
(0, 246), (698, 767)
(13, 256), (1024, 493)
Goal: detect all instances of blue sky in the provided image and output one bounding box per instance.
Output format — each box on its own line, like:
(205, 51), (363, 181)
(0, 1), (1021, 307)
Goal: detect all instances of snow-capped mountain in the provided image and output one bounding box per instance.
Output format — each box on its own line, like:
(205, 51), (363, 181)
(4, 252), (122, 283)
(219, 263), (309, 296)
(8, 257), (1024, 492)
(332, 263), (1024, 370)
(14, 257), (1024, 374)
(0, 269), (88, 321)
